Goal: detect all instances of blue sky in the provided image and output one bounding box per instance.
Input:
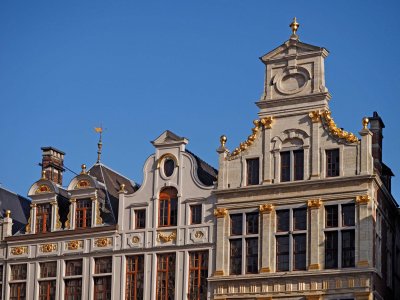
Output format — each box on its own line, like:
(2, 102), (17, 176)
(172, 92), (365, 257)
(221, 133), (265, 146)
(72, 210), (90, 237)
(1, 1), (400, 200)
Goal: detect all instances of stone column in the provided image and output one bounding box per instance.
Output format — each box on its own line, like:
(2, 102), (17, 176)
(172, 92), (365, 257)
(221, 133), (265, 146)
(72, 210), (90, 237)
(356, 195), (372, 268)
(309, 111), (321, 179)
(261, 117), (273, 184)
(118, 184), (127, 231)
(216, 137), (229, 189)
(272, 150), (280, 183)
(91, 194), (103, 227)
(359, 123), (373, 175)
(259, 204), (273, 273)
(308, 199), (322, 270)
(214, 208), (228, 276)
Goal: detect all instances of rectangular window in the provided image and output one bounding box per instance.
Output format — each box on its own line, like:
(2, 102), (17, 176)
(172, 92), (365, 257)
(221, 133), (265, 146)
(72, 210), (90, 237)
(293, 150), (304, 181)
(93, 257), (112, 300)
(40, 262), (57, 278)
(38, 281), (56, 300)
(280, 152), (291, 182)
(159, 197), (177, 227)
(246, 158), (259, 185)
(65, 279), (82, 299)
(9, 283), (26, 300)
(65, 260), (82, 276)
(190, 205), (202, 225)
(324, 204), (355, 269)
(275, 208), (307, 271)
(126, 256), (144, 300)
(10, 264), (27, 281)
(135, 210), (146, 229)
(94, 257), (112, 274)
(156, 253), (175, 300)
(229, 212), (259, 275)
(326, 149), (340, 177)
(36, 203), (52, 233)
(76, 199), (92, 229)
(188, 251), (208, 300)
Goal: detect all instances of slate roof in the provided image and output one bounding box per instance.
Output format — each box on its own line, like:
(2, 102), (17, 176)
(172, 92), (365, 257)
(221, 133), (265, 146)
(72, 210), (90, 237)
(89, 163), (139, 223)
(185, 149), (218, 186)
(0, 187), (31, 234)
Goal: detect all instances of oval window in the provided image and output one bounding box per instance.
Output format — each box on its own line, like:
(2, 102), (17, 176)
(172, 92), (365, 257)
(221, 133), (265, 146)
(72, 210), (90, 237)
(163, 158), (175, 177)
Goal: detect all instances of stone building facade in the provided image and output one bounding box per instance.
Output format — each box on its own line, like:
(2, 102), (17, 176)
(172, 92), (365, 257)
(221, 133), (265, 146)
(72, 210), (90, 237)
(209, 23), (398, 300)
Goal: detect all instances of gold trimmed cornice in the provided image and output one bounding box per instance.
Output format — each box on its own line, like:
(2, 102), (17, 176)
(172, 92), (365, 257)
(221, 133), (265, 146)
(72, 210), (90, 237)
(259, 204), (273, 214)
(320, 110), (358, 143)
(356, 195), (370, 205)
(307, 199), (322, 209)
(225, 117), (273, 160)
(214, 208), (228, 218)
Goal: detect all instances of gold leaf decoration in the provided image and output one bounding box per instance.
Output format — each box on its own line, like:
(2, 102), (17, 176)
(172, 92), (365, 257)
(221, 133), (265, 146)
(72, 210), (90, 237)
(157, 231), (177, 242)
(11, 246), (27, 255)
(40, 243), (57, 253)
(321, 110), (358, 143)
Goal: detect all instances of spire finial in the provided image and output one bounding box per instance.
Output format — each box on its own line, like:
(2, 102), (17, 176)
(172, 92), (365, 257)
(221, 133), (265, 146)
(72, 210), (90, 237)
(41, 170), (46, 180)
(94, 126), (103, 163)
(289, 17), (300, 36)
(81, 164), (87, 174)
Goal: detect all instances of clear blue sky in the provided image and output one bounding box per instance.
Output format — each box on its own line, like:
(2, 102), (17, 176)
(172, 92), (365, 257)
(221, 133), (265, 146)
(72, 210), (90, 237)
(1, 1), (400, 200)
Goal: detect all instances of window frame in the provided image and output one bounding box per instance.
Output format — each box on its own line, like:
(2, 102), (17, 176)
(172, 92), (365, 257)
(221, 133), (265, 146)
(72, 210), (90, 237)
(188, 251), (208, 300)
(326, 148), (340, 177)
(64, 259), (82, 300)
(93, 257), (112, 300)
(229, 211), (259, 275)
(158, 188), (178, 227)
(126, 255), (144, 300)
(280, 149), (304, 182)
(9, 264), (27, 300)
(190, 204), (202, 225)
(75, 199), (92, 229)
(275, 207), (307, 272)
(246, 157), (260, 186)
(134, 209), (146, 229)
(324, 203), (356, 269)
(156, 253), (176, 300)
(35, 203), (52, 234)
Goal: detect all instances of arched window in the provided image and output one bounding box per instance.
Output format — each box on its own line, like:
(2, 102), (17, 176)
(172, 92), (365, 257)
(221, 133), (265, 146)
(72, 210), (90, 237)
(159, 187), (178, 227)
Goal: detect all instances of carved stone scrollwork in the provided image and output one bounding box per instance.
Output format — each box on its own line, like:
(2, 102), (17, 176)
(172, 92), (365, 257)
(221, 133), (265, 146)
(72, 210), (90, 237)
(11, 246), (27, 255)
(157, 231), (176, 243)
(307, 199), (322, 209)
(214, 208), (228, 218)
(95, 238), (111, 248)
(51, 201), (62, 230)
(40, 243), (57, 253)
(67, 240), (82, 251)
(321, 110), (358, 143)
(259, 204), (273, 214)
(308, 110), (321, 123)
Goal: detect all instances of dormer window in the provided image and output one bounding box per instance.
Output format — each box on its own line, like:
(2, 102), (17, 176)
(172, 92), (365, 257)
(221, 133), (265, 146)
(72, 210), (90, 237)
(159, 187), (178, 227)
(36, 203), (51, 233)
(76, 199), (92, 229)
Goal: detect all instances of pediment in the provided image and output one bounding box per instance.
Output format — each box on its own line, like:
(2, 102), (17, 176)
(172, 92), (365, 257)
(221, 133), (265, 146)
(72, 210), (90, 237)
(152, 130), (188, 146)
(260, 40), (327, 62)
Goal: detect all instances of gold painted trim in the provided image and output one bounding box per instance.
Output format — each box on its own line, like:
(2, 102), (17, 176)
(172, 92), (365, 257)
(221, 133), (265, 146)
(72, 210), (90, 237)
(307, 199), (322, 209)
(259, 267), (270, 273)
(51, 201), (62, 230)
(95, 237), (111, 247)
(35, 184), (51, 194)
(156, 153), (179, 169)
(11, 246), (28, 255)
(321, 110), (358, 143)
(306, 296), (321, 300)
(40, 243), (57, 253)
(308, 263), (320, 270)
(25, 215), (32, 233)
(157, 231), (177, 242)
(75, 179), (91, 189)
(132, 236), (140, 243)
(308, 110), (321, 123)
(259, 204), (273, 214)
(357, 260), (369, 267)
(214, 208), (228, 218)
(356, 195), (370, 205)
(213, 270), (224, 276)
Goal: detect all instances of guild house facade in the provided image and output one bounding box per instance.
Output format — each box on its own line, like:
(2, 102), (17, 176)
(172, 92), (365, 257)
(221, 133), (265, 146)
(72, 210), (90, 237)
(0, 19), (399, 300)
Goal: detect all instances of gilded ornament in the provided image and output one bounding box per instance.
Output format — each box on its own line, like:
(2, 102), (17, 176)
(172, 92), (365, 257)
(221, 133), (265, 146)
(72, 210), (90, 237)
(25, 215), (31, 233)
(96, 202), (103, 225)
(214, 208), (228, 218)
(220, 135), (227, 148)
(75, 180), (90, 189)
(213, 270), (224, 276)
(80, 164), (87, 174)
(67, 240), (81, 250)
(11, 246), (27, 255)
(259, 204), (273, 214)
(259, 267), (270, 273)
(40, 243), (57, 253)
(362, 117), (369, 130)
(260, 116), (273, 129)
(307, 199), (322, 209)
(51, 201), (62, 230)
(65, 209), (71, 229)
(308, 110), (321, 123)
(119, 183), (126, 193)
(95, 238), (110, 247)
(35, 184), (51, 194)
(308, 263), (320, 270)
(41, 170), (46, 179)
(289, 17), (300, 35)
(321, 110), (358, 143)
(5, 210), (11, 218)
(194, 231), (204, 239)
(132, 236), (140, 243)
(356, 195), (370, 205)
(157, 231), (177, 242)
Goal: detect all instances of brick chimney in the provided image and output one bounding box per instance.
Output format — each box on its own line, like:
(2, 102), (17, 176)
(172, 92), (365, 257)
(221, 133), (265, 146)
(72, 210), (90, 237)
(41, 147), (65, 185)
(368, 111), (385, 174)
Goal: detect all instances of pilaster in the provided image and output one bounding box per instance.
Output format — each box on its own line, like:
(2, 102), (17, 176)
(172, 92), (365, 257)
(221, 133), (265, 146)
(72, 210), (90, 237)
(356, 195), (372, 267)
(308, 199), (322, 270)
(214, 208), (228, 276)
(50, 200), (61, 231)
(66, 198), (76, 230)
(118, 184), (127, 231)
(359, 127), (373, 175)
(259, 204), (273, 273)
(262, 122), (272, 184)
(309, 111), (321, 179)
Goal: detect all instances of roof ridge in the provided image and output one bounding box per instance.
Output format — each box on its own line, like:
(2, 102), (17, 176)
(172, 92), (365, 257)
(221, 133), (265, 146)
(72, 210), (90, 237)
(89, 163), (137, 186)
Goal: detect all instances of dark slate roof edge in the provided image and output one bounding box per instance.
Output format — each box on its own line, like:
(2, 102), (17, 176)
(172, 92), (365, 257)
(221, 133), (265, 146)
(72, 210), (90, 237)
(185, 149), (218, 186)
(89, 163), (138, 187)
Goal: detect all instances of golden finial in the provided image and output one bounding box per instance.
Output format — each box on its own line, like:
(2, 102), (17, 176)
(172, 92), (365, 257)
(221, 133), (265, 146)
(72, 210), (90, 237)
(289, 17), (300, 36)
(81, 164), (87, 174)
(220, 135), (227, 148)
(119, 183), (126, 193)
(362, 117), (369, 130)
(5, 210), (11, 218)
(94, 127), (103, 163)
(41, 170), (46, 180)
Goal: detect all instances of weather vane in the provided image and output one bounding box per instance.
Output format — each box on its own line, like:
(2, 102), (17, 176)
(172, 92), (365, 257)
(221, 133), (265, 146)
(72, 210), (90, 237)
(289, 17), (300, 36)
(94, 126), (103, 163)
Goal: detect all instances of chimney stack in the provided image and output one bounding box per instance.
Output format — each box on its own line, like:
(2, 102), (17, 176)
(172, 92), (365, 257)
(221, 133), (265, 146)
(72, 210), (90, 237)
(41, 147), (65, 185)
(368, 111), (385, 174)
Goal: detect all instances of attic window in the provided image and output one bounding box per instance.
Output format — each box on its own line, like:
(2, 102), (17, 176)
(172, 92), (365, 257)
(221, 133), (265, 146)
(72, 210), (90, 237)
(163, 158), (175, 177)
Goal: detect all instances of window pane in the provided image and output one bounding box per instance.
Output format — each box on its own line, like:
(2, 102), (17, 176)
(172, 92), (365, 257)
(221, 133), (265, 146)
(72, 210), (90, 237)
(164, 159), (175, 177)
(325, 231), (338, 269)
(65, 279), (82, 299)
(156, 254), (176, 300)
(293, 234), (306, 270)
(246, 238), (258, 274)
(40, 262), (57, 278)
(293, 208), (307, 231)
(326, 149), (340, 177)
(126, 256), (144, 300)
(10, 283), (26, 300)
(342, 204), (355, 227)
(135, 210), (146, 229)
(276, 210), (289, 232)
(190, 205), (202, 225)
(230, 214), (243, 236)
(342, 230), (355, 268)
(95, 257), (112, 274)
(94, 276), (112, 300)
(36, 203), (52, 233)
(280, 152), (291, 182)
(230, 240), (242, 275)
(170, 198), (177, 226)
(325, 205), (338, 228)
(293, 150), (304, 181)
(39, 281), (56, 300)
(246, 212), (259, 234)
(159, 188), (178, 227)
(76, 199), (92, 229)
(10, 264), (27, 280)
(188, 251), (208, 300)
(246, 158), (259, 185)
(65, 260), (82, 276)
(276, 236), (289, 271)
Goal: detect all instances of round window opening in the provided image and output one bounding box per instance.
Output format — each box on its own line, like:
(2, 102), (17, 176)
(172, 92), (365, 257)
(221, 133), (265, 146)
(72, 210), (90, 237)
(163, 158), (175, 177)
